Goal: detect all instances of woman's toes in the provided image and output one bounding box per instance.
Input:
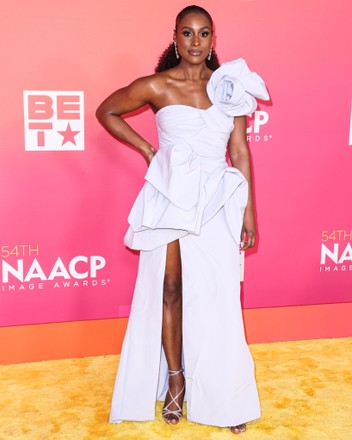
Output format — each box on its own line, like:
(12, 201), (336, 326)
(165, 415), (179, 425)
(230, 423), (247, 434)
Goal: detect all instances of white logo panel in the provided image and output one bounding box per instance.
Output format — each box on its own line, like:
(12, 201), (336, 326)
(23, 91), (84, 151)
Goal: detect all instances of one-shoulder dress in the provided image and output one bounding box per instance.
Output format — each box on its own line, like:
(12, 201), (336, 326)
(110, 58), (270, 428)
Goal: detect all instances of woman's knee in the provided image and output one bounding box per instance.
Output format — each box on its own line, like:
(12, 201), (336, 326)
(163, 274), (182, 306)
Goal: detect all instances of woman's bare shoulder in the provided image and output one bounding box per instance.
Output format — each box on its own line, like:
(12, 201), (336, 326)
(131, 69), (176, 91)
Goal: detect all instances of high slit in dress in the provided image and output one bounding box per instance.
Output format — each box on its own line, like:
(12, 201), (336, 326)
(109, 58), (270, 427)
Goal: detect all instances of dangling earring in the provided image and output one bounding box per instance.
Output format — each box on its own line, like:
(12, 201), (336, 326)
(174, 41), (180, 59)
(207, 46), (212, 61)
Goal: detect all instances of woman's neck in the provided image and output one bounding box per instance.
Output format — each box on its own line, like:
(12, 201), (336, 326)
(174, 60), (210, 81)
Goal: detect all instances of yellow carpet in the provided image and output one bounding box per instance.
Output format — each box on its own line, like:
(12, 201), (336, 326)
(0, 338), (351, 439)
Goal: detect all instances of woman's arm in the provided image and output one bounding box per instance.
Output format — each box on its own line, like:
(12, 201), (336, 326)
(227, 116), (256, 250)
(96, 76), (158, 164)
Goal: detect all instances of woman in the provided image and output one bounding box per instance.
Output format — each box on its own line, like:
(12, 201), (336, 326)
(96, 5), (269, 435)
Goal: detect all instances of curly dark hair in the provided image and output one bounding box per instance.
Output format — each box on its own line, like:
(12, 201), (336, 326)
(155, 5), (220, 72)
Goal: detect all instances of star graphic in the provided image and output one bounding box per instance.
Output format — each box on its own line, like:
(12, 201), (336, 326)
(57, 123), (80, 146)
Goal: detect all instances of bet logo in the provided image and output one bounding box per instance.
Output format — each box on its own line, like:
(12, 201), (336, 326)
(23, 91), (84, 151)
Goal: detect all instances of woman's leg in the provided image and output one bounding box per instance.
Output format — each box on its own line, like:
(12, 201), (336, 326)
(162, 240), (185, 424)
(161, 239), (246, 432)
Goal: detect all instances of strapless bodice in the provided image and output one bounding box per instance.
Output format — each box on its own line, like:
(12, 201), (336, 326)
(156, 104), (233, 161)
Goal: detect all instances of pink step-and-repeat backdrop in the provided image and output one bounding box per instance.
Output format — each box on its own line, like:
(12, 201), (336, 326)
(1, 0), (351, 327)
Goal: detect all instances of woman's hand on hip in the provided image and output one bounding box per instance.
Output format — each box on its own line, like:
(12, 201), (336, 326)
(240, 206), (256, 251)
(142, 145), (157, 166)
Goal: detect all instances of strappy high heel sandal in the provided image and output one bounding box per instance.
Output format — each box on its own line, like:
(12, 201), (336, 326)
(162, 368), (185, 424)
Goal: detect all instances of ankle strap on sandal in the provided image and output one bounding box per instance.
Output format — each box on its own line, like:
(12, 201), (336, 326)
(169, 368), (184, 376)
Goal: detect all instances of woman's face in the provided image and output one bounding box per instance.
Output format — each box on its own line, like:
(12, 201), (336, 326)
(174, 12), (213, 64)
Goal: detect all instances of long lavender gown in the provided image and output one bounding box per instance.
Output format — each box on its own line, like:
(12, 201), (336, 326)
(110, 58), (269, 427)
